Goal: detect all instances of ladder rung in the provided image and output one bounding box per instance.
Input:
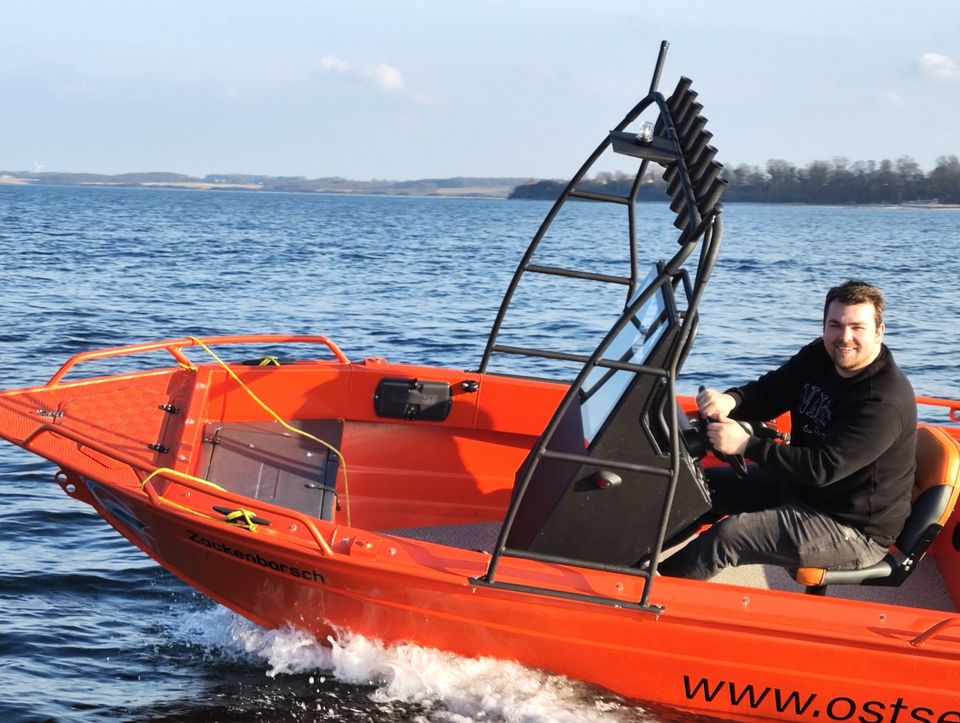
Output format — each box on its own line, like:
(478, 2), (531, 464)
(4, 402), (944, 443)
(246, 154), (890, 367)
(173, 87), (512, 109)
(569, 189), (630, 204)
(491, 344), (669, 377)
(541, 449), (672, 477)
(525, 264), (631, 285)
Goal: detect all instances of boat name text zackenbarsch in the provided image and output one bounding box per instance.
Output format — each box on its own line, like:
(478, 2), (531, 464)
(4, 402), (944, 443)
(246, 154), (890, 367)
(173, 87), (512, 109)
(186, 530), (326, 583)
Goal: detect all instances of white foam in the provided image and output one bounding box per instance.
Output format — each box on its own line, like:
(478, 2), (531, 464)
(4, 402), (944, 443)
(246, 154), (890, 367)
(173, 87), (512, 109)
(172, 604), (333, 675)
(170, 605), (653, 722)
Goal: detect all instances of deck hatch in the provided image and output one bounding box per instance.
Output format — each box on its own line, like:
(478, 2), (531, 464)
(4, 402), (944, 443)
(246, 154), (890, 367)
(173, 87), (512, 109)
(198, 419), (343, 521)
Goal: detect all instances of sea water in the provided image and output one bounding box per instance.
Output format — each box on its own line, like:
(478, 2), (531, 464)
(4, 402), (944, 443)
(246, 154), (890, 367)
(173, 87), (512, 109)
(0, 184), (958, 722)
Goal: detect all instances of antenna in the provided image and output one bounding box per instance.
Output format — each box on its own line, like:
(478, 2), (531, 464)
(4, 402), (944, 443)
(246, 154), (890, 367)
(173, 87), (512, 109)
(649, 40), (669, 94)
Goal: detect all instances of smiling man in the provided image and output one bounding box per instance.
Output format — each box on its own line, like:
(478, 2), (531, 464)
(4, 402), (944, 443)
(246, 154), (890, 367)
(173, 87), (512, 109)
(825, 289), (885, 376)
(659, 280), (918, 581)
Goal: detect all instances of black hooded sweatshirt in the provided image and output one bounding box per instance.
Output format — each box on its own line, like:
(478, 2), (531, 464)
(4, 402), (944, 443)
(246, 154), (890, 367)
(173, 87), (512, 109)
(727, 340), (917, 546)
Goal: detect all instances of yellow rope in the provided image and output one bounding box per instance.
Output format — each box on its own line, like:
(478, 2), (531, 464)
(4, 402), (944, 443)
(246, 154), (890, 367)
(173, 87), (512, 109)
(224, 509), (260, 531)
(187, 336), (351, 526)
(140, 466), (227, 492)
(158, 497), (223, 523)
(140, 468), (263, 532)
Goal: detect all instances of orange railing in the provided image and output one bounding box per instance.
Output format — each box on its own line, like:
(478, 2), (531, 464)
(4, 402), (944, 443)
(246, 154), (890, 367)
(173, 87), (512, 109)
(917, 396), (960, 424)
(47, 334), (350, 386)
(22, 423), (337, 557)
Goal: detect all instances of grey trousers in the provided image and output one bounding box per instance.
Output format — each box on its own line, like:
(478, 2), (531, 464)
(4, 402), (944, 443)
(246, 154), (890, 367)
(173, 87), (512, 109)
(657, 465), (888, 580)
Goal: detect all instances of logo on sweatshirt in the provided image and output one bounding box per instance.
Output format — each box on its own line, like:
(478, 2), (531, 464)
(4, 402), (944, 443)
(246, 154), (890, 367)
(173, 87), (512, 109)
(799, 383), (831, 437)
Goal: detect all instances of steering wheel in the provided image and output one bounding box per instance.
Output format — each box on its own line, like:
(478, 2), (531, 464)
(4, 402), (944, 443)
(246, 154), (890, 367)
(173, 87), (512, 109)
(697, 385), (748, 479)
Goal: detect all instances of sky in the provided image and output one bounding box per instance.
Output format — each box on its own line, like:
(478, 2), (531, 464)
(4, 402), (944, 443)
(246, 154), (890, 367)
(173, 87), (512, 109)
(1, 0), (959, 181)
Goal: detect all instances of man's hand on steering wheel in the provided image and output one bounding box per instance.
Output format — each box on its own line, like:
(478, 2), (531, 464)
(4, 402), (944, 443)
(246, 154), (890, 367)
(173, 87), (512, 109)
(704, 416), (750, 458)
(697, 386), (750, 478)
(696, 387), (736, 420)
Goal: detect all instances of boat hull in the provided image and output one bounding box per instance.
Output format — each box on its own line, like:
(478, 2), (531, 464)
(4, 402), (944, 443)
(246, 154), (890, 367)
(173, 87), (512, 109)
(65, 465), (960, 723)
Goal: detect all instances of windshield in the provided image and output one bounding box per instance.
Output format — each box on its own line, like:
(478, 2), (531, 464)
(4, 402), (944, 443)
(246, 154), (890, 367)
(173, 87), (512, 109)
(579, 266), (669, 445)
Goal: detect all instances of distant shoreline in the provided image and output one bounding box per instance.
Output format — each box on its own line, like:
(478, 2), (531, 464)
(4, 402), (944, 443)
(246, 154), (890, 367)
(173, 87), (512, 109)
(3, 171), (959, 208)
(0, 172), (527, 199)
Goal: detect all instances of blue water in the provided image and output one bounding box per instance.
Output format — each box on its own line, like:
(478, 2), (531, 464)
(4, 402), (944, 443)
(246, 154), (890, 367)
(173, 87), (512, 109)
(1, 185), (958, 722)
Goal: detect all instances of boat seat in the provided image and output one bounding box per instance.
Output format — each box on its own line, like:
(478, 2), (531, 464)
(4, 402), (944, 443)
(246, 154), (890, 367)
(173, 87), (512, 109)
(795, 425), (960, 595)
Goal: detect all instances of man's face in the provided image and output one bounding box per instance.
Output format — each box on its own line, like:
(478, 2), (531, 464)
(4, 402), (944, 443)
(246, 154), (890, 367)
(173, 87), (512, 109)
(823, 300), (884, 378)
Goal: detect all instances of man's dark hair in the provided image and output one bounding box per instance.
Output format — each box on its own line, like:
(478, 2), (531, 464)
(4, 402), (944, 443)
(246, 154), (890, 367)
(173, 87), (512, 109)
(823, 279), (885, 328)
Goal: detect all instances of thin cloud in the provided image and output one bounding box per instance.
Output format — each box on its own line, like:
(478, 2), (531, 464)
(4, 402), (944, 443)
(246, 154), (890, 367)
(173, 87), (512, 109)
(315, 55), (406, 94)
(218, 85), (243, 101)
(319, 55), (351, 74)
(881, 90), (904, 107)
(920, 52), (959, 82)
(366, 62), (405, 93)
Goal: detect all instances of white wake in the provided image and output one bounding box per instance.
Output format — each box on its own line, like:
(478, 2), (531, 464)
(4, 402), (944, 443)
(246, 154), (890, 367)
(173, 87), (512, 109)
(172, 605), (654, 722)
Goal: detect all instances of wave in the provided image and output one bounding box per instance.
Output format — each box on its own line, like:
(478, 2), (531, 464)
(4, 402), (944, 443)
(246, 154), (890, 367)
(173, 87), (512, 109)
(160, 606), (653, 722)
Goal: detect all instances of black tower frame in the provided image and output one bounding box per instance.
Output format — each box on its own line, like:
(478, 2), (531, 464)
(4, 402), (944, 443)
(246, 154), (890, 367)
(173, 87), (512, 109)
(475, 41), (727, 612)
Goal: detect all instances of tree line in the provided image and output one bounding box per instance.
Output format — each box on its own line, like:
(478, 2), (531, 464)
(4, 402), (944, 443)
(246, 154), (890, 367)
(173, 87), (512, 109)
(510, 155), (960, 205)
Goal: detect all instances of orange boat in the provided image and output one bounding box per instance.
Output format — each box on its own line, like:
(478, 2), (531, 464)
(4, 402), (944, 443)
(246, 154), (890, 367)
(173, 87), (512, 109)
(2, 43), (959, 721)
